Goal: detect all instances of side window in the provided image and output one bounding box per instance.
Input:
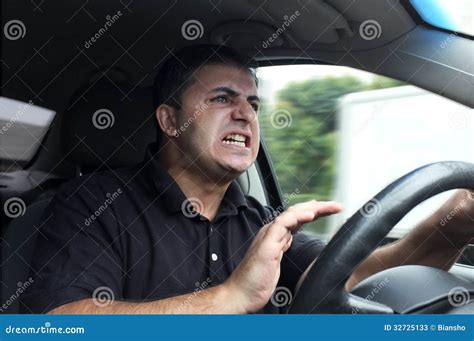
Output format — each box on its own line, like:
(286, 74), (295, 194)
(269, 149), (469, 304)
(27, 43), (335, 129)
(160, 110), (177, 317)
(258, 65), (473, 240)
(0, 97), (56, 172)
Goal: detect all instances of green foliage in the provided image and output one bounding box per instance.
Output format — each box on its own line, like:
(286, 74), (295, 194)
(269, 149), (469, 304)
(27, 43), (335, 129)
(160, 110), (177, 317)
(260, 74), (405, 235)
(277, 76), (365, 133)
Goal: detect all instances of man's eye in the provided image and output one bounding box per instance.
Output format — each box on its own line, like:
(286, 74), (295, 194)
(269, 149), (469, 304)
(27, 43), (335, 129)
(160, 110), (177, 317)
(251, 103), (259, 112)
(211, 96), (228, 104)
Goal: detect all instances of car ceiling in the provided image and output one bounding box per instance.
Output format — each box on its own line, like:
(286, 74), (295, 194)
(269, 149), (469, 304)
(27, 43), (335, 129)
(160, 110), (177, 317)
(2, 0), (416, 110)
(1, 0), (473, 173)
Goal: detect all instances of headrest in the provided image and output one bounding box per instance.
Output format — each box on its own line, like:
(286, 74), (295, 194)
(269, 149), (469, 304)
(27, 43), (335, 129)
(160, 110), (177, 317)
(62, 76), (157, 174)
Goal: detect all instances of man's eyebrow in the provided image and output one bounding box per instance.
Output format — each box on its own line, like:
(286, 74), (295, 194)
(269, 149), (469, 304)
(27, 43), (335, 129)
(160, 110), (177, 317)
(247, 95), (260, 103)
(209, 86), (260, 102)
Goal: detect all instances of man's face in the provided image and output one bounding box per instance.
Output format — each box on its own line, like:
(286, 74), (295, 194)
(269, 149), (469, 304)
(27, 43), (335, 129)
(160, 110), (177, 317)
(175, 63), (260, 181)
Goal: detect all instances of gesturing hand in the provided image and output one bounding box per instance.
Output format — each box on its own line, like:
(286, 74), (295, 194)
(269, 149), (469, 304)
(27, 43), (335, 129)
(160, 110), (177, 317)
(224, 200), (342, 313)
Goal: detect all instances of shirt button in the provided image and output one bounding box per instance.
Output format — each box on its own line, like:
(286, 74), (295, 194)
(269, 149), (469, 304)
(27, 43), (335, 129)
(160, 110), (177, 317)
(211, 253), (218, 261)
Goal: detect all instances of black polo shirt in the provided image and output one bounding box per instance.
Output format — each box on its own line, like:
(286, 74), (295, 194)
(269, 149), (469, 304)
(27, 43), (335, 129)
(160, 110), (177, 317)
(20, 143), (327, 314)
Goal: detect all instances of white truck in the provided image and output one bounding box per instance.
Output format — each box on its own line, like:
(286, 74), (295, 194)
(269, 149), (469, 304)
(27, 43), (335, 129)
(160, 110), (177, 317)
(328, 85), (474, 239)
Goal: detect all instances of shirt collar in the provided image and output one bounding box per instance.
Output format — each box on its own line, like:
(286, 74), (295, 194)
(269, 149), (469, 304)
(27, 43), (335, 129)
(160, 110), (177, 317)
(143, 142), (248, 216)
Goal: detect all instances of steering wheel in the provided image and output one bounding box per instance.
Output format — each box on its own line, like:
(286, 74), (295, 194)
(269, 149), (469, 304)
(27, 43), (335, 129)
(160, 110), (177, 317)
(288, 161), (474, 314)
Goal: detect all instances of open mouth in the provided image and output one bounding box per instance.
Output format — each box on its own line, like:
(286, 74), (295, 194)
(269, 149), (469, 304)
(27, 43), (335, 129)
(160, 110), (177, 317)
(222, 133), (250, 148)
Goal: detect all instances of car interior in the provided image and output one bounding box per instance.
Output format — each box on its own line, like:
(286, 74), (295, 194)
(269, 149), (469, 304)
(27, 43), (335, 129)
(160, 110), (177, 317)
(1, 0), (473, 314)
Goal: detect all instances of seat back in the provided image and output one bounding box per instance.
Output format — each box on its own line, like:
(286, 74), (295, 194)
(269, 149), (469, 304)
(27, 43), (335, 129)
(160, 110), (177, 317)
(2, 76), (156, 313)
(2, 199), (52, 313)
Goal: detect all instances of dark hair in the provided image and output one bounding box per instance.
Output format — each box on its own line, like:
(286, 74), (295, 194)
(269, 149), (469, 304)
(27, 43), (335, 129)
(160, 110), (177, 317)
(152, 44), (258, 111)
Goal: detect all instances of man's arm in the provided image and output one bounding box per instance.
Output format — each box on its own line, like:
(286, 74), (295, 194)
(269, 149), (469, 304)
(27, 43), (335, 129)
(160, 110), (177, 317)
(48, 284), (240, 314)
(347, 189), (473, 290)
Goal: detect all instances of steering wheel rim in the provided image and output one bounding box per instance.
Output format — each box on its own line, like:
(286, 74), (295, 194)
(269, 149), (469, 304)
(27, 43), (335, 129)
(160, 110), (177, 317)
(288, 161), (474, 314)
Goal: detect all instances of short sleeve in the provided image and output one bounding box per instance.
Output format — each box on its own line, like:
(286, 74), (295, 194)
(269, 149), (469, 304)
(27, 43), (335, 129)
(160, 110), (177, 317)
(20, 179), (124, 314)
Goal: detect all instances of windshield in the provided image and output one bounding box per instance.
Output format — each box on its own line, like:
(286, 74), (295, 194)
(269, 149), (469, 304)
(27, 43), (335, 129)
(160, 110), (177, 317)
(410, 0), (474, 36)
(258, 65), (473, 241)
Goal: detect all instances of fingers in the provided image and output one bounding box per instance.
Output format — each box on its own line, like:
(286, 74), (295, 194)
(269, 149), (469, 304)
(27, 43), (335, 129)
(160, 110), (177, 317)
(266, 200), (342, 240)
(288, 200), (343, 218)
(265, 210), (313, 241)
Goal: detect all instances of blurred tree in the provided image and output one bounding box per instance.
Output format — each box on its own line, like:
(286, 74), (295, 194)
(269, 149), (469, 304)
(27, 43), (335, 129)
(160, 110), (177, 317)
(277, 76), (364, 133)
(260, 74), (405, 235)
(365, 76), (404, 90)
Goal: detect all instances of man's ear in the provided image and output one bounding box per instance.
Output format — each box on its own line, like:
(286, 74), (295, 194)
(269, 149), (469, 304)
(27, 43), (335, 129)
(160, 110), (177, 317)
(155, 104), (179, 138)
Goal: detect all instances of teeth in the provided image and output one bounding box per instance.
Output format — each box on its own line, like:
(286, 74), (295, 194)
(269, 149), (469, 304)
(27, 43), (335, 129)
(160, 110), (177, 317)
(224, 134), (246, 142)
(223, 140), (245, 147)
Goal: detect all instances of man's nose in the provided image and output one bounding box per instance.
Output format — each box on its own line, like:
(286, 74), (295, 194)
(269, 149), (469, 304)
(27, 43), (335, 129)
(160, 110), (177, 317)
(231, 100), (255, 123)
